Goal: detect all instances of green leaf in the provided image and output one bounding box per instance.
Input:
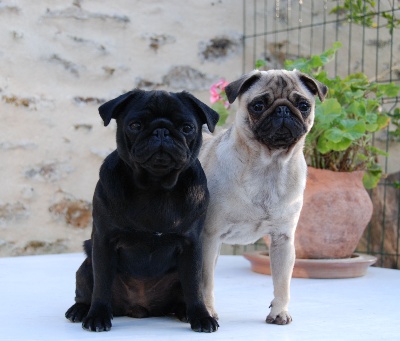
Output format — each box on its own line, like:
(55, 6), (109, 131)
(365, 123), (378, 132)
(365, 112), (377, 123)
(284, 41), (341, 73)
(308, 55), (324, 69)
(316, 136), (331, 154)
(317, 135), (352, 153)
(342, 131), (364, 140)
(284, 58), (309, 73)
(340, 120), (366, 139)
(357, 154), (368, 161)
(346, 101), (360, 115)
(392, 182), (400, 189)
(345, 72), (368, 83)
(376, 115), (390, 130)
(328, 138), (353, 151)
(365, 98), (380, 111)
(365, 145), (389, 157)
(345, 89), (365, 99)
(318, 41), (342, 66)
(324, 128), (345, 143)
(363, 169), (382, 189)
(376, 83), (400, 97)
(315, 98), (343, 125)
(391, 107), (400, 118)
(211, 102), (230, 126)
(255, 59), (267, 69)
(346, 101), (367, 118)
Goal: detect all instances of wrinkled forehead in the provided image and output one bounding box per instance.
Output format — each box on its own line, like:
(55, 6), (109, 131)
(125, 91), (183, 116)
(142, 91), (182, 111)
(121, 91), (200, 127)
(245, 71), (314, 102)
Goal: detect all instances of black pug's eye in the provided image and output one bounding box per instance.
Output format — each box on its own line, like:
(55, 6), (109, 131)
(298, 101), (310, 113)
(251, 101), (265, 113)
(181, 124), (194, 134)
(129, 122), (141, 131)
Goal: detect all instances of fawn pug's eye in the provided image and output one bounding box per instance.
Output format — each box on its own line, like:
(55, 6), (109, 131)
(298, 101), (310, 113)
(251, 101), (265, 113)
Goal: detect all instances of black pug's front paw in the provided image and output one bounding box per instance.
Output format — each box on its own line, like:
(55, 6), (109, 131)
(190, 316), (219, 333)
(82, 303), (113, 332)
(65, 303), (90, 322)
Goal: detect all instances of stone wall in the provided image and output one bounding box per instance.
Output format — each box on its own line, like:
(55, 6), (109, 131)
(0, 0), (243, 256)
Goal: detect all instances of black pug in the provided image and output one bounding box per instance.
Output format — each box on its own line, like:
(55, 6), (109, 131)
(65, 89), (219, 333)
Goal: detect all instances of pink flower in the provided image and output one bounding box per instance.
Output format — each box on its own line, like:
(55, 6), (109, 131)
(214, 79), (229, 89)
(210, 85), (222, 104)
(209, 79), (229, 104)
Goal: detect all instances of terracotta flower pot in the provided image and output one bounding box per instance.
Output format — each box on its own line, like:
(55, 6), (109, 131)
(248, 168), (376, 278)
(294, 167), (373, 259)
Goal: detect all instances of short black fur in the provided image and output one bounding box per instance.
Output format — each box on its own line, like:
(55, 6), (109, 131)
(65, 90), (219, 333)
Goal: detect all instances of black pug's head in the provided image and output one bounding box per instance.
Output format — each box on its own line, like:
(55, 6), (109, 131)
(225, 70), (328, 151)
(99, 90), (219, 189)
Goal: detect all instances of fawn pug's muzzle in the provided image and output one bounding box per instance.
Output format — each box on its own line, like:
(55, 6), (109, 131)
(249, 99), (311, 149)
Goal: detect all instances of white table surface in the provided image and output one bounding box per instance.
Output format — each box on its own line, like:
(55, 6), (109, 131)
(0, 253), (399, 341)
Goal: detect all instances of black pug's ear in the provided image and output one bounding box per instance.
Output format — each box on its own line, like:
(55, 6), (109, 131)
(295, 70), (328, 102)
(179, 92), (220, 133)
(225, 71), (261, 104)
(98, 89), (145, 126)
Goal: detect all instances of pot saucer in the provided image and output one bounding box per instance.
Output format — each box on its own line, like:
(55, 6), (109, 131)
(243, 251), (377, 279)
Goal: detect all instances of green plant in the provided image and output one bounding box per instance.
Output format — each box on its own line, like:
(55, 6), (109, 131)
(331, 0), (400, 35)
(388, 108), (400, 141)
(284, 42), (400, 188)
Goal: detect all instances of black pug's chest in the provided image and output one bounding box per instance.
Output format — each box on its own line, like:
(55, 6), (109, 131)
(102, 175), (208, 279)
(122, 193), (191, 233)
(112, 231), (186, 279)
(97, 153), (209, 236)
(109, 182), (206, 234)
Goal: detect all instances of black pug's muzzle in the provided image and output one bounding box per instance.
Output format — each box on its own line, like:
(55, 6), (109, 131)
(255, 104), (307, 150)
(132, 121), (191, 177)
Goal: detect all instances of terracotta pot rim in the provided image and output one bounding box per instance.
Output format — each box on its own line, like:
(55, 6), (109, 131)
(243, 251), (377, 279)
(245, 250), (376, 263)
(307, 166), (365, 175)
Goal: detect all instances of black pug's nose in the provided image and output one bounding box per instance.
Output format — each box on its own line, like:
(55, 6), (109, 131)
(275, 106), (291, 118)
(152, 128), (170, 140)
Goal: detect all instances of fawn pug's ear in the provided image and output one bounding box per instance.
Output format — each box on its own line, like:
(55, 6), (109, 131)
(225, 71), (262, 104)
(295, 70), (328, 102)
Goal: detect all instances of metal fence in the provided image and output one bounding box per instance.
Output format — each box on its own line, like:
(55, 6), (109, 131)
(222, 0), (400, 269)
